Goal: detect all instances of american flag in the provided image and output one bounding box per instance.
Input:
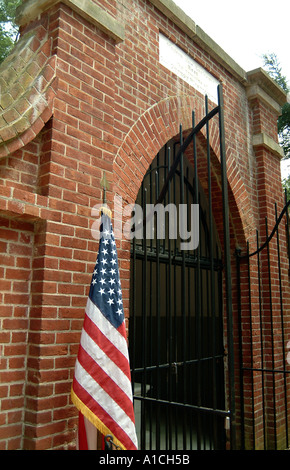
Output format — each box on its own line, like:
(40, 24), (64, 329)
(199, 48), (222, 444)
(71, 209), (138, 450)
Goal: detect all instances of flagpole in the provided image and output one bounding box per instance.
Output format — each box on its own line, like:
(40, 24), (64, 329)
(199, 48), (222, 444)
(101, 171), (109, 205)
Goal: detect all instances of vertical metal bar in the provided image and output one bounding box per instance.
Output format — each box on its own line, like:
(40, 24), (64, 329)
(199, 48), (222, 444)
(173, 142), (178, 450)
(149, 253), (153, 449)
(247, 242), (255, 448)
(149, 164), (153, 450)
(186, 167), (193, 450)
(265, 217), (277, 449)
(192, 110), (202, 449)
(218, 84), (236, 449)
(179, 124), (188, 449)
(155, 168), (161, 450)
(235, 248), (245, 449)
(131, 236), (137, 450)
(167, 146), (173, 450)
(205, 95), (219, 448)
(141, 186), (147, 450)
(275, 203), (289, 449)
(257, 230), (266, 449)
(131, 238), (136, 391)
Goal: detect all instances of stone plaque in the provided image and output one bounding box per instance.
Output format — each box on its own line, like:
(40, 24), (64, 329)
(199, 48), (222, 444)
(159, 33), (219, 103)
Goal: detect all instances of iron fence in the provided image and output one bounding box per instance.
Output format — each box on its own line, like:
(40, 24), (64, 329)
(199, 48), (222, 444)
(236, 192), (290, 450)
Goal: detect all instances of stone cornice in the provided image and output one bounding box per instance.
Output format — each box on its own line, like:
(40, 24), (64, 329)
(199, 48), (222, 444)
(247, 68), (287, 110)
(16, 0), (125, 43)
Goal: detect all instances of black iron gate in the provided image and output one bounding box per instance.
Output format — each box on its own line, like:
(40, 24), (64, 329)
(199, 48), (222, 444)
(236, 194), (290, 450)
(129, 86), (235, 450)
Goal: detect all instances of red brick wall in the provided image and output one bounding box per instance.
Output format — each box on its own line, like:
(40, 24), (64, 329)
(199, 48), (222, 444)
(0, 0), (288, 449)
(0, 217), (34, 449)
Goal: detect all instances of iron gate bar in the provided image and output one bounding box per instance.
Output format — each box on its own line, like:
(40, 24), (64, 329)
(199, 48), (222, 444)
(192, 109), (202, 449)
(133, 251), (223, 271)
(205, 95), (218, 447)
(218, 85), (236, 449)
(135, 102), (220, 235)
(236, 197), (290, 450)
(133, 395), (231, 418)
(256, 232), (267, 449)
(265, 216), (278, 449)
(275, 203), (289, 448)
(155, 105), (219, 207)
(238, 198), (290, 259)
(132, 354), (225, 373)
(179, 124), (187, 449)
(130, 85), (235, 450)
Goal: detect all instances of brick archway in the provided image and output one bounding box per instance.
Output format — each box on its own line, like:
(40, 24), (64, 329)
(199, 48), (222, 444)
(113, 95), (202, 204)
(113, 94), (252, 248)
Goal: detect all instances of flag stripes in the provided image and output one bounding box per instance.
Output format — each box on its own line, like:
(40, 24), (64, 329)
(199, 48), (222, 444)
(84, 299), (130, 378)
(76, 344), (134, 415)
(72, 364), (137, 450)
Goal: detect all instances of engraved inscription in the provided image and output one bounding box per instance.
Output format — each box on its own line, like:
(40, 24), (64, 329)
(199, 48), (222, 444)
(159, 33), (219, 103)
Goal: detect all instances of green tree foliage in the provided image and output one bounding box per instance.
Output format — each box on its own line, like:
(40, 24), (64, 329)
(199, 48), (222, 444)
(0, 0), (21, 63)
(262, 53), (290, 195)
(262, 53), (290, 160)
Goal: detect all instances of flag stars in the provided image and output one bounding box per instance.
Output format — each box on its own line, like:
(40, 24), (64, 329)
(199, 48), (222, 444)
(89, 222), (125, 324)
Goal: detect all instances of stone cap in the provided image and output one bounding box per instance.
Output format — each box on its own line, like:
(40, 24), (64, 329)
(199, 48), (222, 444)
(247, 68), (287, 108)
(16, 0), (125, 43)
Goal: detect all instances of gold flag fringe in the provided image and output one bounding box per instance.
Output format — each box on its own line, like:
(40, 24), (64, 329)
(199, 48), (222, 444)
(71, 387), (126, 450)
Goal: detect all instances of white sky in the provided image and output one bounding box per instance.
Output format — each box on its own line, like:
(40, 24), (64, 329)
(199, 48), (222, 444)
(173, 0), (290, 86)
(173, 0), (290, 178)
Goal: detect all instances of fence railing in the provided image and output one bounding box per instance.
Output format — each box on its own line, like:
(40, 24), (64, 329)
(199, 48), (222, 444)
(236, 192), (290, 450)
